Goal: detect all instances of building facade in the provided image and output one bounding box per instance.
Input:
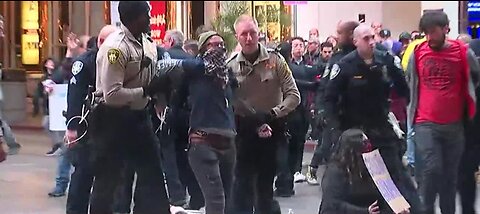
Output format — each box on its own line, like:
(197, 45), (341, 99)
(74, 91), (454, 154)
(295, 1), (461, 42)
(0, 1), (109, 71)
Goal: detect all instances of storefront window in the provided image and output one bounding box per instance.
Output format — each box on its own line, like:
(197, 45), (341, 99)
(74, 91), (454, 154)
(58, 1), (69, 58)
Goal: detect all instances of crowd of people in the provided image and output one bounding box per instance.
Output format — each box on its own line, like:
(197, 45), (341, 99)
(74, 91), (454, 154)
(0, 1), (480, 214)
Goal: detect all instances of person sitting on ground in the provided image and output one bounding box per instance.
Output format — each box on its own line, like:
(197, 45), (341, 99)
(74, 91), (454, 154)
(319, 129), (409, 214)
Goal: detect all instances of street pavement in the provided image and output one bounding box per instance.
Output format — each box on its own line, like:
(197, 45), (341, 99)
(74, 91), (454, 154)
(0, 130), (479, 214)
(0, 130), (322, 214)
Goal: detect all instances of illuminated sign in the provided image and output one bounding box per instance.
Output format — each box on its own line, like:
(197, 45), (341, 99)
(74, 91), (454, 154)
(469, 1), (480, 22)
(149, 1), (167, 46)
(468, 2), (480, 12)
(21, 1), (39, 65)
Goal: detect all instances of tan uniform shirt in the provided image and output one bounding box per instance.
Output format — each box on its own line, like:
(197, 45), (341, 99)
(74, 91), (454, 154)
(228, 44), (300, 118)
(96, 25), (157, 110)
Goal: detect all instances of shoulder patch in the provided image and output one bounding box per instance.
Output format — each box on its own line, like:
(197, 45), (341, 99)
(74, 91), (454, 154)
(71, 61), (83, 75)
(107, 48), (121, 64)
(330, 64), (340, 80)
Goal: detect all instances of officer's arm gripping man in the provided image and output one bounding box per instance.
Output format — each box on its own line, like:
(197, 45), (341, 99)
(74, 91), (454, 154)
(272, 55), (301, 118)
(98, 45), (143, 106)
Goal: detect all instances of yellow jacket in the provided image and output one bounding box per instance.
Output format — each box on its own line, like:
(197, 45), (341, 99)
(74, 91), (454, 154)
(401, 38), (427, 71)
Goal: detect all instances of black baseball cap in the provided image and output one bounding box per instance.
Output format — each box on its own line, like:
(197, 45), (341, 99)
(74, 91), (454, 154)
(379, 29), (391, 38)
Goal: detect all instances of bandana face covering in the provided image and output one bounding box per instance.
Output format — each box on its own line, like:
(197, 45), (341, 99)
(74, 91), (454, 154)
(202, 47), (229, 88)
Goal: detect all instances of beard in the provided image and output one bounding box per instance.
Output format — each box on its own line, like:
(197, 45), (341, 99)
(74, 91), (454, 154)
(428, 35), (446, 51)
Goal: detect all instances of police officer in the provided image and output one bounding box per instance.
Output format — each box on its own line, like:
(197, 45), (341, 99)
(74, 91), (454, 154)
(89, 2), (170, 213)
(228, 15), (300, 214)
(64, 25), (117, 214)
(312, 21), (360, 167)
(323, 24), (421, 213)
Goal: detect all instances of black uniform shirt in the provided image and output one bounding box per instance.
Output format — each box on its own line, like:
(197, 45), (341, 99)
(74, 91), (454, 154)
(66, 49), (98, 130)
(315, 44), (357, 110)
(324, 50), (409, 136)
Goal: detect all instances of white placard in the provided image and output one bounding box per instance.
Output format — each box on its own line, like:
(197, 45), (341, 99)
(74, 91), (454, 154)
(48, 84), (68, 131)
(362, 149), (410, 214)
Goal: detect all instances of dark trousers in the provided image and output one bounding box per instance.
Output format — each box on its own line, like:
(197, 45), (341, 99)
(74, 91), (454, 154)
(310, 128), (333, 168)
(112, 164), (134, 213)
(287, 107), (309, 173)
(66, 142), (94, 214)
(157, 125), (187, 206)
(414, 122), (465, 214)
(458, 121), (480, 214)
(275, 108), (308, 193)
(233, 119), (285, 214)
(174, 119), (205, 210)
(274, 136), (293, 193)
(88, 105), (170, 214)
(188, 132), (235, 214)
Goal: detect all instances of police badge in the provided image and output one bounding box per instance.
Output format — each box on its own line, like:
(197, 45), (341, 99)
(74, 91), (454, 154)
(107, 49), (121, 64)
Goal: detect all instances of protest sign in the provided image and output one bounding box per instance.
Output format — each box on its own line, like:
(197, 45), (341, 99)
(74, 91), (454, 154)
(362, 149), (410, 213)
(48, 84), (68, 131)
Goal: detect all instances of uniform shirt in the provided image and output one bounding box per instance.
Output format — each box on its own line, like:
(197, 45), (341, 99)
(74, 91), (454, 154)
(324, 50), (409, 138)
(315, 44), (356, 110)
(66, 49), (97, 130)
(227, 44), (300, 118)
(95, 25), (158, 110)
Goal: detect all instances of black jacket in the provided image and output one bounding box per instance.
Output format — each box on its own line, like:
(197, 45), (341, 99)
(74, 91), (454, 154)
(289, 63), (320, 109)
(168, 45), (193, 60)
(319, 163), (390, 214)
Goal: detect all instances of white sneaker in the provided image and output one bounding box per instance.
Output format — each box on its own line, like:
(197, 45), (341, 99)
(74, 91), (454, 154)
(170, 205), (188, 214)
(306, 175), (319, 185)
(294, 172), (306, 183)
